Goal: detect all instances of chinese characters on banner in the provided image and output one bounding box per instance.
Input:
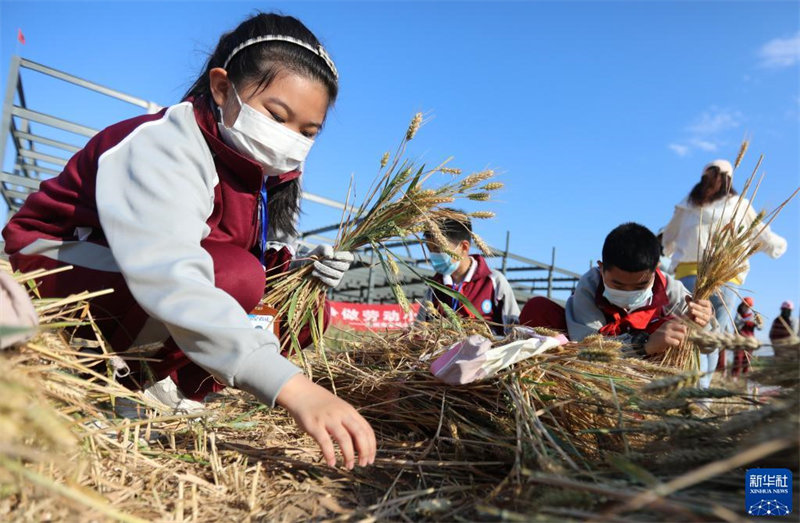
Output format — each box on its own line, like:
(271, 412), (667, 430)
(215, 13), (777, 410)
(328, 301), (420, 331)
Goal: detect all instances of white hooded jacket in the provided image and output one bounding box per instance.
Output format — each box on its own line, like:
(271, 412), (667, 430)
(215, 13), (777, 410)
(662, 195), (787, 284)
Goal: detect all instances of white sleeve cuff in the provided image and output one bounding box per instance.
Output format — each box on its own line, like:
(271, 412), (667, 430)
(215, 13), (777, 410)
(232, 349), (302, 407)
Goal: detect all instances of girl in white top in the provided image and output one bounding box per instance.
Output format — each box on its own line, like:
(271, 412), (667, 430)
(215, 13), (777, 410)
(662, 159), (787, 387)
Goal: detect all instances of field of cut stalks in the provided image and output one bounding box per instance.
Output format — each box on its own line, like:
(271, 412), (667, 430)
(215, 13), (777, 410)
(2, 259), (798, 522)
(3, 125), (798, 521)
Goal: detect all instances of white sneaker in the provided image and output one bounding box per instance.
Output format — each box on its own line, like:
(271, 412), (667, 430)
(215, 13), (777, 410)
(142, 376), (207, 415)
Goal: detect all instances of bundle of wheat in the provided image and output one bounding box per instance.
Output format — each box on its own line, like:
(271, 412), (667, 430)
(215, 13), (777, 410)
(264, 113), (502, 359)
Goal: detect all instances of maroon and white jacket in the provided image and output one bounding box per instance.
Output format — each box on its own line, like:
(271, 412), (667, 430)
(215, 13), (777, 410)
(417, 254), (520, 334)
(3, 98), (301, 406)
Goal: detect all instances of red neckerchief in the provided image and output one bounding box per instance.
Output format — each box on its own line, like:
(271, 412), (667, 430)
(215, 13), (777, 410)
(596, 269), (672, 336)
(265, 169), (301, 190)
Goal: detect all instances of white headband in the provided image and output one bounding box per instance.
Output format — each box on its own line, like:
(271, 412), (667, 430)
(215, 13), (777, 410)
(222, 35), (338, 79)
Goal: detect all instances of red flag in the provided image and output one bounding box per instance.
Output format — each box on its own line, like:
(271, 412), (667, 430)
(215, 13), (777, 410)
(17, 29), (25, 45)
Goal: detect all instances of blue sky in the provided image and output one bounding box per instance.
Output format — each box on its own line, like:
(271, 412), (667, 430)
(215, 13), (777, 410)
(1, 0), (798, 329)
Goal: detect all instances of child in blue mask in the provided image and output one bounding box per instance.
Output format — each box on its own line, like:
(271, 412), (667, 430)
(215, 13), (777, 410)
(416, 211), (519, 335)
(520, 223), (713, 357)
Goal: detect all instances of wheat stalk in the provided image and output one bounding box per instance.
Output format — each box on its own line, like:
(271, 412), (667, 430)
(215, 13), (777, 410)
(263, 114), (502, 359)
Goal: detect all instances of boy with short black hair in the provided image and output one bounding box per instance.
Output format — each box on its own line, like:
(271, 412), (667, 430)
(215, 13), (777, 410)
(520, 222), (712, 355)
(417, 212), (519, 334)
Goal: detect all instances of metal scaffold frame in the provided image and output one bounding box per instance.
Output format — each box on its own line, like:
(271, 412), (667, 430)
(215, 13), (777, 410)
(0, 56), (162, 213)
(1, 56), (582, 306)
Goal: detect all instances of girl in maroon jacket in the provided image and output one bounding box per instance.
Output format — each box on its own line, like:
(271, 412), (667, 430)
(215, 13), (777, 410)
(2, 12), (374, 470)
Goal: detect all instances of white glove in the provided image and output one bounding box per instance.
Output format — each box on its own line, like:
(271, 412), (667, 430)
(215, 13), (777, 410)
(310, 244), (354, 289)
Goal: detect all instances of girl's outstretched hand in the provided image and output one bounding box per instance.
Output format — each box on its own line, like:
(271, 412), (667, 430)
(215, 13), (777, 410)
(276, 373), (376, 469)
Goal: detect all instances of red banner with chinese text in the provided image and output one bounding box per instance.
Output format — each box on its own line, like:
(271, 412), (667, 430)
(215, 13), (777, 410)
(328, 301), (420, 331)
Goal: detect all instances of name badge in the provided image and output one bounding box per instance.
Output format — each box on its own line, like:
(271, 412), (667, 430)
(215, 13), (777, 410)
(248, 303), (279, 336)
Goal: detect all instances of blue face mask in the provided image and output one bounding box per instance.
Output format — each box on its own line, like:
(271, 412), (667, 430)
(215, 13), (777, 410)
(429, 252), (460, 276)
(602, 285), (654, 311)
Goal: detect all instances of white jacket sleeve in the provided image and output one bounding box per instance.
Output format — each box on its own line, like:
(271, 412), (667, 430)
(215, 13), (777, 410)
(95, 104), (300, 407)
(661, 203), (685, 258)
(745, 204), (787, 259)
(565, 268), (608, 341)
(663, 273), (691, 316)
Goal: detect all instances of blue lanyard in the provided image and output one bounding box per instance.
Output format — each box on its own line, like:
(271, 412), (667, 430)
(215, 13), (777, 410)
(450, 281), (465, 310)
(259, 182), (269, 265)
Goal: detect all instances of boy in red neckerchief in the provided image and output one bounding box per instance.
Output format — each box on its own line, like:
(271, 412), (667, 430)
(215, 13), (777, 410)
(417, 213), (519, 335)
(520, 223), (713, 356)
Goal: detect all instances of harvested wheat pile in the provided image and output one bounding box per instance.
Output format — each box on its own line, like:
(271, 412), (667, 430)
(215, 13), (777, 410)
(2, 261), (798, 521)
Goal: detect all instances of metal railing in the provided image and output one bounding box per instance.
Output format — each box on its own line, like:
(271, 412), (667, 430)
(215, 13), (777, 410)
(0, 56), (163, 213)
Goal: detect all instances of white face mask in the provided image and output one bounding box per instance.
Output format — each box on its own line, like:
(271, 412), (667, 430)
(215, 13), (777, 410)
(217, 84), (314, 177)
(602, 284), (654, 311)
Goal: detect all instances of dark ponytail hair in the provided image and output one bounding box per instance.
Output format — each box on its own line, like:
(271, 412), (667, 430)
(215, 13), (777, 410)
(267, 178), (301, 239)
(688, 166), (738, 207)
(185, 12), (339, 240)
